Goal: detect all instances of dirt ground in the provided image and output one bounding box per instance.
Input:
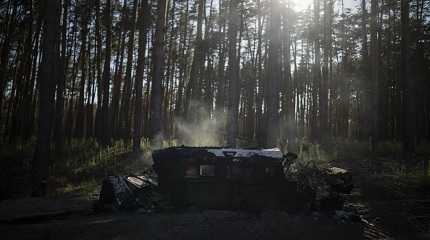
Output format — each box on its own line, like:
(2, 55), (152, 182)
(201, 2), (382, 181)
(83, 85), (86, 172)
(1, 208), (365, 240)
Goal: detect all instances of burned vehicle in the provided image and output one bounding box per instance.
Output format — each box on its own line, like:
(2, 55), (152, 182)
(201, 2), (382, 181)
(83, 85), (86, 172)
(99, 146), (352, 212)
(152, 146), (351, 211)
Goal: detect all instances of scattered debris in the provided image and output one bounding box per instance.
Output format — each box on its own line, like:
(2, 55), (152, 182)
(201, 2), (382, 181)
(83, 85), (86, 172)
(97, 175), (167, 212)
(283, 156), (353, 211)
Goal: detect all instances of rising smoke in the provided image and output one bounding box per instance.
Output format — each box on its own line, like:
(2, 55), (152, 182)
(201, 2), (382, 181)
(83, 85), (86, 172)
(174, 116), (226, 147)
(174, 103), (226, 147)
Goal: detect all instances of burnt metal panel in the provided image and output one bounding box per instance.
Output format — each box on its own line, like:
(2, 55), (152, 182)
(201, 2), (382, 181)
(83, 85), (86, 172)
(152, 147), (292, 209)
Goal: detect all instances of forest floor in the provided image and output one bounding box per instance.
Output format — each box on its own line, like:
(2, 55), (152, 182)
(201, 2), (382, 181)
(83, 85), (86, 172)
(330, 143), (430, 240)
(1, 207), (365, 240)
(0, 141), (429, 240)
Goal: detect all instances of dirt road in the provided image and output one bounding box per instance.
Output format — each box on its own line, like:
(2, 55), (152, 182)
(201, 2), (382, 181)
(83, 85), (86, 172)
(1, 209), (365, 240)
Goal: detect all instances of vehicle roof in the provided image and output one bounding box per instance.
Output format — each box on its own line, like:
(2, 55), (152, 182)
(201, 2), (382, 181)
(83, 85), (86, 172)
(152, 146), (284, 160)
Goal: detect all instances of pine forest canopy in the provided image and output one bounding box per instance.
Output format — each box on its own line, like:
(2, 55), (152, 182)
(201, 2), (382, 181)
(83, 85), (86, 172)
(0, 0), (429, 195)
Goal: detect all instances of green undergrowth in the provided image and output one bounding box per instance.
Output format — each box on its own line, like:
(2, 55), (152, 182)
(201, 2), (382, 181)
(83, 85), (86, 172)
(1, 138), (429, 200)
(291, 139), (430, 202)
(0, 138), (180, 199)
(49, 138), (182, 198)
(49, 138), (164, 198)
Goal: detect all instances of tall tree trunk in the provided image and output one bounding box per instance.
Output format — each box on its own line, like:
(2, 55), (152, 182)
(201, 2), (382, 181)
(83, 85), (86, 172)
(163, 0), (177, 140)
(264, 0), (281, 147)
(244, 22), (256, 141)
(64, 7), (78, 141)
(86, 34), (95, 138)
(8, 39), (25, 144)
(9, 0), (33, 145)
(370, 0), (379, 150)
(359, 0), (370, 140)
(174, 0), (189, 121)
(320, 0), (330, 143)
(185, 0), (205, 122)
(111, 0), (128, 139)
(54, 0), (69, 153)
(282, 13), (296, 152)
(95, 0), (103, 141)
(19, 0), (36, 143)
(23, 15), (42, 141)
(0, 1), (17, 134)
(214, 0), (226, 119)
(311, 0), (321, 142)
(226, 0), (240, 147)
(150, 0), (169, 146)
(120, 0), (138, 140)
(32, 0), (60, 196)
(75, 1), (89, 139)
(255, 4), (265, 147)
(400, 0), (414, 156)
(101, 0), (112, 145)
(133, 0), (150, 152)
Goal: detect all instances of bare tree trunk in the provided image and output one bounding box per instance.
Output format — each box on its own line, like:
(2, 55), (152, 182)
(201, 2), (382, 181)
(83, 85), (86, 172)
(370, 0), (379, 150)
(21, 12), (42, 142)
(54, 0), (68, 153)
(32, 0), (60, 196)
(75, 1), (89, 139)
(215, 0), (226, 119)
(281, 14), (296, 152)
(174, 0), (189, 121)
(186, 0), (205, 122)
(264, 0), (281, 147)
(163, 0), (177, 140)
(18, 0), (35, 143)
(101, 0), (112, 145)
(86, 33), (95, 138)
(120, 0), (138, 141)
(111, 0), (128, 139)
(8, 41), (24, 144)
(244, 21), (256, 141)
(133, 0), (150, 152)
(150, 0), (169, 146)
(95, 0), (103, 141)
(311, 0), (321, 142)
(320, 0), (331, 143)
(226, 0), (240, 147)
(0, 1), (17, 135)
(64, 9), (79, 141)
(255, 4), (265, 147)
(400, 0), (414, 156)
(359, 0), (370, 140)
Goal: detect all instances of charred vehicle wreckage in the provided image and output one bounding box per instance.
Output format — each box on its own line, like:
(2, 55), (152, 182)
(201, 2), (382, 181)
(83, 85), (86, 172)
(98, 146), (353, 212)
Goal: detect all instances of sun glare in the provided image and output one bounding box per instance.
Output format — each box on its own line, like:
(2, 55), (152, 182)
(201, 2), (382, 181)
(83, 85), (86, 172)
(287, 0), (313, 11)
